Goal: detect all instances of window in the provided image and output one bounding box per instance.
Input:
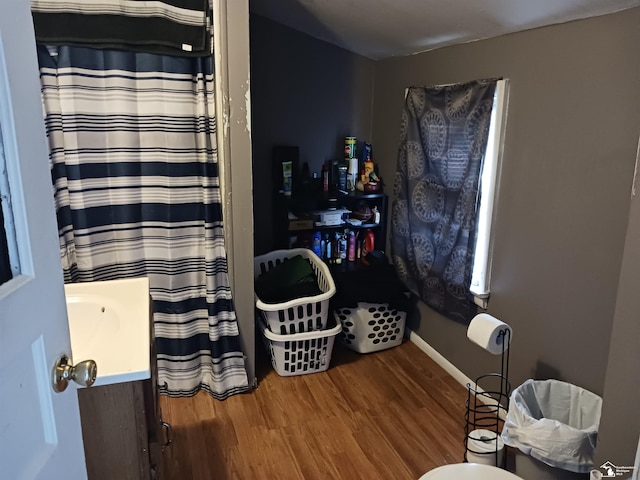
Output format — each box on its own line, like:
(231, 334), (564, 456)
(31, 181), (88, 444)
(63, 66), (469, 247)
(470, 79), (509, 307)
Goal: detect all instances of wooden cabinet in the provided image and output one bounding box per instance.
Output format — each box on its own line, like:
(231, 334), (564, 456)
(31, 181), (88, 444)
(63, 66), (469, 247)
(77, 324), (164, 479)
(274, 190), (389, 257)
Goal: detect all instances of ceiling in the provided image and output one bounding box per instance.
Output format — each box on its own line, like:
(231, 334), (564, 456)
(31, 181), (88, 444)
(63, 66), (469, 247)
(249, 0), (640, 60)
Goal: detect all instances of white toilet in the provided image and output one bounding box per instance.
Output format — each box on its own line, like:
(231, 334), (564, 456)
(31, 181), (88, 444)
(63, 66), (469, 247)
(419, 463), (524, 479)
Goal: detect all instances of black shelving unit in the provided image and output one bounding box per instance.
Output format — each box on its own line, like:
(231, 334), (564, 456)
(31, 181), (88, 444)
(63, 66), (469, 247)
(273, 188), (388, 255)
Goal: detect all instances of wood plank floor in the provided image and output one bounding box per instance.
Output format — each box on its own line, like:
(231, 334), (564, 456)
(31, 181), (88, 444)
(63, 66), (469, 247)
(160, 339), (469, 480)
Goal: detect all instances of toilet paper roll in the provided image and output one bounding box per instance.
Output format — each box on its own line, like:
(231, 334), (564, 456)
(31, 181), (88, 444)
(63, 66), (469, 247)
(466, 429), (504, 467)
(467, 313), (512, 355)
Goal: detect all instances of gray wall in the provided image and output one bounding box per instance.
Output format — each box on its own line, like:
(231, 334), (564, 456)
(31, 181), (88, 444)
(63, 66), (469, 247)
(250, 15), (376, 255)
(217, 0), (256, 385)
(372, 8), (640, 397)
(596, 164), (640, 465)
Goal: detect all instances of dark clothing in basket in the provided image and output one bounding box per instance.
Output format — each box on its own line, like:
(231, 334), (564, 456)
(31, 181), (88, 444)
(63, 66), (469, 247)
(331, 260), (412, 313)
(254, 255), (322, 304)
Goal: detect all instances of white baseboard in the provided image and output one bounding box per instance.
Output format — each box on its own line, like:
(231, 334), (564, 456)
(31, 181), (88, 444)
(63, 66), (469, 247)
(408, 329), (507, 420)
(408, 329), (475, 388)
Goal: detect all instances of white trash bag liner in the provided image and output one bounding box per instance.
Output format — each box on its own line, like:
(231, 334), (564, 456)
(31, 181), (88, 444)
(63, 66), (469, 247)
(502, 379), (602, 473)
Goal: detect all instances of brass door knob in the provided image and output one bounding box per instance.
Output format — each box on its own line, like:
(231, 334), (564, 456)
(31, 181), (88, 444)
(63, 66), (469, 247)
(52, 354), (97, 392)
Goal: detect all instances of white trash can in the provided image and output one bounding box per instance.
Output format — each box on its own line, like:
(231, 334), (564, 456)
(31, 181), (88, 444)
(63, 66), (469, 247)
(502, 379), (602, 480)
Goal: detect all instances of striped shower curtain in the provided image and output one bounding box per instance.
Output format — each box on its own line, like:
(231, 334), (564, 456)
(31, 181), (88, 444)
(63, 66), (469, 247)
(38, 45), (249, 399)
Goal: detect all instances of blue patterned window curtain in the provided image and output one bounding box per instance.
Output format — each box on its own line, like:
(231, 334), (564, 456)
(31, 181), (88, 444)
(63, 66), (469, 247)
(391, 80), (497, 323)
(38, 45), (249, 399)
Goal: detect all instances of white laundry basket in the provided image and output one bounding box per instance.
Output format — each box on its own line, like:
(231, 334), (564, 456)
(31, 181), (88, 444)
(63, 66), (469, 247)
(254, 248), (336, 335)
(258, 317), (342, 376)
(333, 302), (406, 353)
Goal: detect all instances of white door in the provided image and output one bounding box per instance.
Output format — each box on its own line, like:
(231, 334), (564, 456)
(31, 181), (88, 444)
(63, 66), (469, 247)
(0, 1), (87, 479)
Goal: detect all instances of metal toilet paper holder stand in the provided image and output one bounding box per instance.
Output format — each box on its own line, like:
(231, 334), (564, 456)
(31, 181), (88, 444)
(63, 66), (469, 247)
(464, 328), (511, 469)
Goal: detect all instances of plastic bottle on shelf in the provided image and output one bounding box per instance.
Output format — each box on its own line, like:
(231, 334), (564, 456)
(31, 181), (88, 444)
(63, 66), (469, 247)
(366, 229), (375, 251)
(324, 233), (332, 262)
(334, 232), (343, 264)
(361, 228), (375, 261)
(347, 230), (356, 261)
(339, 232), (348, 262)
(322, 163), (329, 192)
(372, 206), (380, 224)
(311, 231), (322, 257)
(363, 144), (374, 182)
